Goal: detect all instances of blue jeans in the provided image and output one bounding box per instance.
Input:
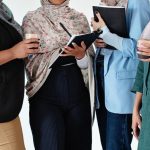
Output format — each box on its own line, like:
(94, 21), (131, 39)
(106, 111), (133, 150)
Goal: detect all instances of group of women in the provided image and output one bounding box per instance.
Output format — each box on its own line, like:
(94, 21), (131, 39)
(0, 0), (150, 150)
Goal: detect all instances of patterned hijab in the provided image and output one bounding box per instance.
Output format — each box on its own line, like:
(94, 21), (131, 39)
(23, 0), (90, 97)
(40, 0), (71, 25)
(100, 0), (128, 7)
(0, 0), (22, 34)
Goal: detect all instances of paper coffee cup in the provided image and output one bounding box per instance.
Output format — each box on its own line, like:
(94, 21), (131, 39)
(25, 34), (39, 59)
(25, 33), (39, 39)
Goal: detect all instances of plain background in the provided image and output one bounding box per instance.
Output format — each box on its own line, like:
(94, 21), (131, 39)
(4, 0), (138, 149)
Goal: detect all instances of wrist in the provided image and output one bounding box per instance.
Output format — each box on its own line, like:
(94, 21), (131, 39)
(133, 106), (140, 115)
(75, 53), (85, 60)
(8, 48), (17, 59)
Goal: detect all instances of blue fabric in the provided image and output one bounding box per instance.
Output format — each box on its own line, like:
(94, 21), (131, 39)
(106, 111), (132, 150)
(98, 0), (150, 113)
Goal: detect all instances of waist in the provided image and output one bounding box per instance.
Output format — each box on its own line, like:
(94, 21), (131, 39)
(50, 56), (76, 68)
(50, 62), (77, 69)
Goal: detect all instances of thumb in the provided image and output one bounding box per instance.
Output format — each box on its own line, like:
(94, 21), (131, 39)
(96, 12), (102, 21)
(81, 41), (86, 50)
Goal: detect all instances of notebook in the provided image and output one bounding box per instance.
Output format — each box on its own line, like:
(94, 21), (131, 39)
(67, 30), (102, 50)
(93, 5), (128, 50)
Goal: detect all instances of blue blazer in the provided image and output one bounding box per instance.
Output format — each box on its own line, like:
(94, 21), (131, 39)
(95, 0), (150, 114)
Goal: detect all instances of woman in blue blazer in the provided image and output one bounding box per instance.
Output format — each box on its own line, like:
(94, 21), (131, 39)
(92, 0), (150, 149)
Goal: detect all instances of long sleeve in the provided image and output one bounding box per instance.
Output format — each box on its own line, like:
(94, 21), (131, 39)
(76, 14), (95, 69)
(132, 61), (144, 93)
(100, 0), (150, 58)
(100, 26), (137, 58)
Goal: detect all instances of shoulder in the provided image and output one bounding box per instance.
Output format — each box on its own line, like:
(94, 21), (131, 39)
(23, 7), (43, 23)
(128, 0), (150, 9)
(69, 8), (88, 22)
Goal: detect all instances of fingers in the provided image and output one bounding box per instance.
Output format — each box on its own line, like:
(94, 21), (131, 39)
(66, 42), (86, 51)
(138, 47), (150, 53)
(95, 39), (104, 43)
(138, 40), (150, 48)
(95, 43), (106, 48)
(24, 38), (39, 44)
(81, 41), (86, 50)
(140, 58), (150, 62)
(132, 123), (140, 139)
(27, 43), (39, 49)
(96, 12), (102, 21)
(95, 39), (106, 48)
(26, 48), (39, 54)
(60, 53), (72, 57)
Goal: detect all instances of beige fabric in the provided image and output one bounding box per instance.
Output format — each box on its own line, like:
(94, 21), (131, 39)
(100, 0), (127, 6)
(22, 0), (94, 98)
(0, 117), (25, 150)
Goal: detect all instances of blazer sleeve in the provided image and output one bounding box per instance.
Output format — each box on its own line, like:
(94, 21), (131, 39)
(132, 61), (144, 93)
(100, 1), (150, 58)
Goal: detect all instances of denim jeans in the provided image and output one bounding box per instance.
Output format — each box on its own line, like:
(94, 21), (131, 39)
(106, 111), (133, 150)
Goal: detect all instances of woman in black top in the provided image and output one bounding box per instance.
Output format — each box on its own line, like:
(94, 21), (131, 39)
(0, 1), (39, 149)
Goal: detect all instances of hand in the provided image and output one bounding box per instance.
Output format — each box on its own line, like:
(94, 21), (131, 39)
(91, 12), (106, 31)
(94, 38), (106, 48)
(61, 41), (86, 60)
(137, 39), (150, 62)
(132, 110), (142, 139)
(9, 38), (39, 59)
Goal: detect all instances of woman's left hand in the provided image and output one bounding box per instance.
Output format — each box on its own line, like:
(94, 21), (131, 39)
(138, 40), (150, 62)
(61, 41), (86, 60)
(91, 12), (106, 31)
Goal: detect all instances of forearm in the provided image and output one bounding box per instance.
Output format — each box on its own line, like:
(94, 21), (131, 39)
(133, 92), (143, 113)
(0, 49), (15, 65)
(100, 26), (137, 58)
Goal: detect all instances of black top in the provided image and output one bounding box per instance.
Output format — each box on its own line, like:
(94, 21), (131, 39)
(50, 56), (76, 68)
(0, 18), (24, 122)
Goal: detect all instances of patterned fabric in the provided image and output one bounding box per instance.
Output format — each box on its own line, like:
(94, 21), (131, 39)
(23, 0), (92, 97)
(0, 1), (22, 35)
(100, 0), (127, 7)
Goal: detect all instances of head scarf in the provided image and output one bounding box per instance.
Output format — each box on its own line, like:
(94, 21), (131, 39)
(22, 0), (91, 97)
(100, 0), (127, 7)
(0, 1), (22, 35)
(40, 0), (70, 24)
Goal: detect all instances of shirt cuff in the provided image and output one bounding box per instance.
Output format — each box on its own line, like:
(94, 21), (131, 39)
(76, 54), (88, 69)
(99, 26), (110, 38)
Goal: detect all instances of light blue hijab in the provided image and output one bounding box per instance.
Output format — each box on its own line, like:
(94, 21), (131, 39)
(126, 0), (150, 40)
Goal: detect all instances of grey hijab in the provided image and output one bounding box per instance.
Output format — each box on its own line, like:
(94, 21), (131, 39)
(0, 0), (22, 35)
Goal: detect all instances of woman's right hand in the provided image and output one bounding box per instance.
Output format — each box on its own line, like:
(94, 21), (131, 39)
(132, 110), (142, 139)
(9, 38), (39, 59)
(94, 39), (106, 48)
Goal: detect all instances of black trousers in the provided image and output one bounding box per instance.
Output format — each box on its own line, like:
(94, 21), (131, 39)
(29, 64), (92, 150)
(96, 54), (107, 150)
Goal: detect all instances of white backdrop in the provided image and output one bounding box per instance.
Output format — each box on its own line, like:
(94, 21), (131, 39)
(4, 0), (138, 149)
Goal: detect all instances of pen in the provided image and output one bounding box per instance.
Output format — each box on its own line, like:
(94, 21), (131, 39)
(59, 22), (72, 37)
